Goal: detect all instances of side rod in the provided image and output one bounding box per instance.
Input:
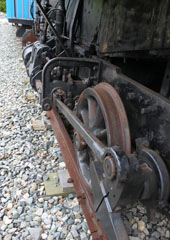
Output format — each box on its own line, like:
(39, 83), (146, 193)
(55, 99), (106, 160)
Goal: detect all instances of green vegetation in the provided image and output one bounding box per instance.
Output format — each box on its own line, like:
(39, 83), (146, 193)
(0, 0), (6, 13)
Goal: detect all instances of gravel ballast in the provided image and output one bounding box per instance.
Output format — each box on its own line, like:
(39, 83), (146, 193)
(0, 12), (170, 240)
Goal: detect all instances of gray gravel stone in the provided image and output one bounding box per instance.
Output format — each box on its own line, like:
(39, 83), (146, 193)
(80, 232), (88, 240)
(28, 227), (42, 240)
(71, 227), (79, 238)
(129, 237), (140, 240)
(35, 208), (44, 216)
(4, 235), (12, 240)
(20, 222), (27, 228)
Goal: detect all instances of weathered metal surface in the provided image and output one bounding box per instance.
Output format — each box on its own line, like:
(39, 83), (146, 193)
(79, 0), (170, 56)
(52, 83), (169, 239)
(101, 61), (170, 173)
(80, 0), (103, 47)
(74, 82), (131, 191)
(22, 29), (37, 47)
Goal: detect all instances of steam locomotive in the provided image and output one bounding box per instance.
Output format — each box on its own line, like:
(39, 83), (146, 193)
(22, 0), (170, 239)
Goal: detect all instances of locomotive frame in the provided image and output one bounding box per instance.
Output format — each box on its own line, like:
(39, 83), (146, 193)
(22, 0), (170, 239)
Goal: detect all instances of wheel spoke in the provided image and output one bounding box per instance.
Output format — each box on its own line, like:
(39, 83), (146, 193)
(80, 109), (89, 126)
(77, 150), (91, 189)
(92, 105), (104, 129)
(78, 150), (89, 163)
(87, 97), (97, 129)
(96, 128), (107, 140)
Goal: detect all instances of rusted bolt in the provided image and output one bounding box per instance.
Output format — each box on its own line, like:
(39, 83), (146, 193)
(81, 193), (86, 199)
(104, 155), (116, 180)
(74, 132), (86, 151)
(67, 178), (74, 183)
(77, 193), (86, 200)
(53, 88), (65, 99)
(44, 103), (51, 111)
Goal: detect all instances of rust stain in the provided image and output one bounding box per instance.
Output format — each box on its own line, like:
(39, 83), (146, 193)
(103, 42), (108, 52)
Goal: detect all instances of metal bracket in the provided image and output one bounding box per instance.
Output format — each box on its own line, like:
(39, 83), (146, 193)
(42, 57), (101, 110)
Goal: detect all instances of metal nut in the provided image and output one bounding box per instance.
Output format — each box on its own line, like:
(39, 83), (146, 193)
(104, 155), (116, 180)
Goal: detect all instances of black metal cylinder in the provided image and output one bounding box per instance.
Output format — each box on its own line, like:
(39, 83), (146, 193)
(55, 0), (65, 54)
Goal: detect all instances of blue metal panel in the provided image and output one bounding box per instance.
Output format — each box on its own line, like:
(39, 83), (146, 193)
(28, 0), (31, 19)
(6, 0), (35, 20)
(23, 0), (36, 19)
(24, 0), (29, 19)
(16, 0), (23, 19)
(6, 0), (15, 19)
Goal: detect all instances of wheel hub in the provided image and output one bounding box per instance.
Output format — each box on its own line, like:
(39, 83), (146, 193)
(104, 155), (117, 180)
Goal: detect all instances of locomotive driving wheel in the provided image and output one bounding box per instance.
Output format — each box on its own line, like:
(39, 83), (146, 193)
(74, 82), (131, 201)
(73, 83), (131, 239)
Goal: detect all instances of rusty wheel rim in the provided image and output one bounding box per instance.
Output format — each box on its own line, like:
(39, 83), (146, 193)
(74, 82), (131, 194)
